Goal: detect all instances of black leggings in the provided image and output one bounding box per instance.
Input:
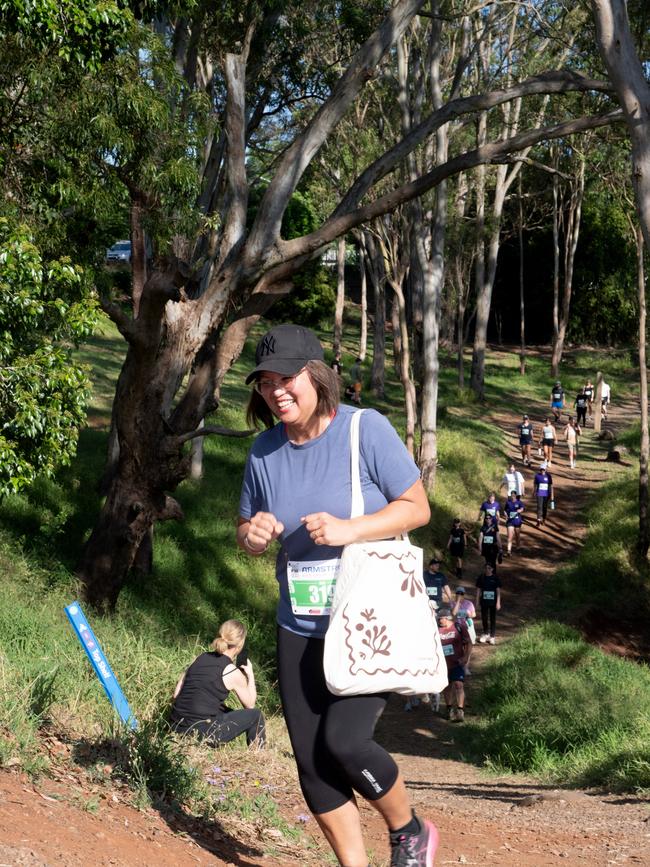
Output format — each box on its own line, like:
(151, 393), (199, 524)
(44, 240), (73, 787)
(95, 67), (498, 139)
(173, 708), (266, 747)
(481, 604), (497, 637)
(277, 626), (398, 815)
(576, 407), (586, 425)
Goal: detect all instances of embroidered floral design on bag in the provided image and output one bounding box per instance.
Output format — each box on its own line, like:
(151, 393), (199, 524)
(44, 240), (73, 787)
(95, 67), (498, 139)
(399, 560), (424, 597)
(357, 623), (391, 658)
(342, 602), (445, 678)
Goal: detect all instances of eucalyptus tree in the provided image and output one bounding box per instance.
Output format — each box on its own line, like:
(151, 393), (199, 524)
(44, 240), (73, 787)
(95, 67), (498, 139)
(68, 0), (621, 606)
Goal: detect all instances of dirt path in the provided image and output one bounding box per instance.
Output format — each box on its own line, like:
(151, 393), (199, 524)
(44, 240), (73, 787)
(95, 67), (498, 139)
(1, 395), (649, 866)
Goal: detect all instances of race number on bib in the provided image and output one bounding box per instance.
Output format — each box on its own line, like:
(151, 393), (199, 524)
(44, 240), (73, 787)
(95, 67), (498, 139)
(538, 482), (548, 492)
(483, 590), (495, 601)
(287, 559), (340, 615)
(443, 644), (454, 657)
(483, 536), (494, 544)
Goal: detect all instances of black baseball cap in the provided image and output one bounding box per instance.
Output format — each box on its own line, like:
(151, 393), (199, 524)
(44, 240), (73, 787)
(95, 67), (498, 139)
(245, 324), (324, 384)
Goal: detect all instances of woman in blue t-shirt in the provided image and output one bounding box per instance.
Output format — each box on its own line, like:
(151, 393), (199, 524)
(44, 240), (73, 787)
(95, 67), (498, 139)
(237, 325), (438, 867)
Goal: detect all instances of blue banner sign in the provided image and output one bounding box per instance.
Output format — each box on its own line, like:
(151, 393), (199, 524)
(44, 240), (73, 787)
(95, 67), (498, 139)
(64, 601), (137, 730)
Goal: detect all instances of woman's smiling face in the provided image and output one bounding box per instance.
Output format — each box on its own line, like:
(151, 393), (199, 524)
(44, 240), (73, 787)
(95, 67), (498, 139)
(257, 368), (318, 426)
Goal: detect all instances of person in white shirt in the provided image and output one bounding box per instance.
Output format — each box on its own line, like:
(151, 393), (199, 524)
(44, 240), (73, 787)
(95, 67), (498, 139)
(601, 381), (611, 418)
(501, 463), (525, 497)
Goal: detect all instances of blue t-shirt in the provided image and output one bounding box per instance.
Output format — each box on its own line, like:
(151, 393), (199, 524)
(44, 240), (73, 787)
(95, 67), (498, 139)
(423, 571), (449, 606)
(504, 498), (524, 526)
(480, 500), (499, 520)
(534, 472), (551, 498)
(239, 404), (421, 638)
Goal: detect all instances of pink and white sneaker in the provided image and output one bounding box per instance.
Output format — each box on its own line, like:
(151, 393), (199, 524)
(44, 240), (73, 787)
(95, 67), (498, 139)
(390, 817), (439, 866)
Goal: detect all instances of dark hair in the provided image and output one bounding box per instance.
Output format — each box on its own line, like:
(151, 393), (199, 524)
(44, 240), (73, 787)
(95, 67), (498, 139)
(246, 360), (341, 429)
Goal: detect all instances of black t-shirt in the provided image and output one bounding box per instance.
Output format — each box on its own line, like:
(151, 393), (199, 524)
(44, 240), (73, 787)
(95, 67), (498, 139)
(449, 528), (465, 551)
(481, 524), (499, 552)
(551, 388), (564, 402)
(171, 652), (231, 722)
(476, 573), (501, 605)
(575, 393), (587, 409)
(518, 422), (533, 440)
(423, 571), (449, 605)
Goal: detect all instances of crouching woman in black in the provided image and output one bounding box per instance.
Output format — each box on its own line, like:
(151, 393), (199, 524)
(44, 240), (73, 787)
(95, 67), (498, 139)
(171, 619), (265, 748)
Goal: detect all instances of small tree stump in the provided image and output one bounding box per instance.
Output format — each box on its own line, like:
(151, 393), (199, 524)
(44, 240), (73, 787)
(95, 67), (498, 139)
(607, 445), (628, 462)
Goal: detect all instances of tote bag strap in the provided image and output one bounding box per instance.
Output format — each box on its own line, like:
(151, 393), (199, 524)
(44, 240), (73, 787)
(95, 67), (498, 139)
(349, 408), (409, 542)
(349, 409), (366, 519)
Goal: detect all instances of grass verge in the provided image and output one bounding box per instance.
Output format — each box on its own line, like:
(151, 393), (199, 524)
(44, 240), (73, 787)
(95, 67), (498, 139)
(459, 622), (650, 792)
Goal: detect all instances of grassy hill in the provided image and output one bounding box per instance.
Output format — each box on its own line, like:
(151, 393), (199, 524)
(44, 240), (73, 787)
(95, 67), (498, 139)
(1, 312), (648, 813)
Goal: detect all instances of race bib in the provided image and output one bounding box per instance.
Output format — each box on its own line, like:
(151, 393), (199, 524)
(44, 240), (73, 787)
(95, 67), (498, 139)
(452, 535), (462, 545)
(538, 482), (548, 492)
(552, 392), (562, 400)
(427, 586), (439, 598)
(521, 426), (530, 436)
(288, 559), (339, 615)
(483, 590), (495, 601)
(483, 536), (494, 544)
(443, 644), (454, 657)
(508, 511), (518, 519)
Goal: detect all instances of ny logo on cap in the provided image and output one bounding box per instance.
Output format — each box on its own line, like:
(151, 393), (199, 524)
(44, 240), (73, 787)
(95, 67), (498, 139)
(259, 335), (276, 357)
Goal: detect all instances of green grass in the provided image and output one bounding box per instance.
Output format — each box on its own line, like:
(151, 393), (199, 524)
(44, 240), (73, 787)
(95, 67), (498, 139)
(0, 304), (647, 812)
(459, 622), (650, 792)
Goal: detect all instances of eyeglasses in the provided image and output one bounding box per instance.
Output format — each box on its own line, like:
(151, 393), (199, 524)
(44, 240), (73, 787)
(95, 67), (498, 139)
(253, 370), (303, 394)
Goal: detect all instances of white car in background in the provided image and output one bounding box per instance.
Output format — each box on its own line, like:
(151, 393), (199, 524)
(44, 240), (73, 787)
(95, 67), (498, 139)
(106, 240), (131, 263)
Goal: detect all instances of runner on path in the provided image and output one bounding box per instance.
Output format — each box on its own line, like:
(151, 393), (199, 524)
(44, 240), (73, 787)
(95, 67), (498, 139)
(550, 381), (565, 422)
(476, 562), (502, 645)
(540, 417), (557, 466)
(422, 557), (453, 612)
(502, 490), (524, 556)
(517, 414), (534, 466)
(451, 587), (476, 674)
(478, 492), (500, 525)
(564, 417), (581, 469)
(584, 379), (595, 418)
(437, 608), (471, 722)
(574, 388), (588, 427)
(501, 463), (525, 498)
(533, 462), (554, 527)
(477, 516), (503, 570)
(446, 518), (466, 579)
(601, 380), (611, 418)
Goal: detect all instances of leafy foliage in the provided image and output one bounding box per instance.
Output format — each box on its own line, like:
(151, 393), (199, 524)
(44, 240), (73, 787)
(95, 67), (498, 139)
(0, 219), (98, 496)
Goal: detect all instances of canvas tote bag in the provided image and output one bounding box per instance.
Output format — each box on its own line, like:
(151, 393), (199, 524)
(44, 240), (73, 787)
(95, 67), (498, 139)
(323, 410), (448, 696)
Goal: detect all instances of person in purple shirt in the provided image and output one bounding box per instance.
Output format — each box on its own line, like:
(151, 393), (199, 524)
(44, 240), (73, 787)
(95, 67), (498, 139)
(478, 492), (500, 525)
(502, 491), (524, 556)
(533, 462), (554, 527)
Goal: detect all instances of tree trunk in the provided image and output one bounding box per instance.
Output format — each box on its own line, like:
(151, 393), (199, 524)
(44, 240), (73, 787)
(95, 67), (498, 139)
(592, 0), (650, 254)
(390, 280), (417, 456)
(551, 158), (585, 376)
(130, 191), (148, 318)
(469, 113), (487, 397)
(635, 227), (649, 557)
(552, 149), (560, 354)
(333, 236), (345, 354)
(519, 174), (526, 375)
(359, 242), (368, 361)
(364, 231), (386, 397)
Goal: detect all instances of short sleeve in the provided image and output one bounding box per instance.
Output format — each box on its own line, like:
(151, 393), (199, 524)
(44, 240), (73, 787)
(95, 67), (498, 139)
(239, 453), (261, 520)
(358, 410), (420, 501)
